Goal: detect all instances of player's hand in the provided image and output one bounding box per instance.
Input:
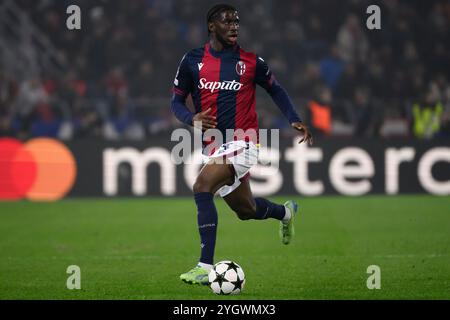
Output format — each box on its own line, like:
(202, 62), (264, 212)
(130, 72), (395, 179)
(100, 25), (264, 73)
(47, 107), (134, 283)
(291, 122), (313, 145)
(192, 108), (217, 130)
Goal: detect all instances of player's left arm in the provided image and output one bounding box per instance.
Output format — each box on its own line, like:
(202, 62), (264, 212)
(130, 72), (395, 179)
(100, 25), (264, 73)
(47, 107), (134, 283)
(255, 56), (313, 145)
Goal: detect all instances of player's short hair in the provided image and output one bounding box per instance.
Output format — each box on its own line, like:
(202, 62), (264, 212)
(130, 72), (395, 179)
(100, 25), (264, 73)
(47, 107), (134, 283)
(206, 4), (237, 34)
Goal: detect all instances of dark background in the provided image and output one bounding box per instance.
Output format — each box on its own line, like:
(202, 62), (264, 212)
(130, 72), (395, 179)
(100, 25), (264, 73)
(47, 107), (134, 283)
(1, 0), (449, 141)
(0, 0), (449, 197)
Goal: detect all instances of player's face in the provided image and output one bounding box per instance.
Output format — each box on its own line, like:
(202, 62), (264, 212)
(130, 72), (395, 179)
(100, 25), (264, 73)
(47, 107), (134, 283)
(212, 10), (240, 46)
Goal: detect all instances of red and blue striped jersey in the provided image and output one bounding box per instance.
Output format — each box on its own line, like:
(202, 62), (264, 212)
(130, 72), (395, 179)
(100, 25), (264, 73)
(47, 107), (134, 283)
(172, 43), (276, 140)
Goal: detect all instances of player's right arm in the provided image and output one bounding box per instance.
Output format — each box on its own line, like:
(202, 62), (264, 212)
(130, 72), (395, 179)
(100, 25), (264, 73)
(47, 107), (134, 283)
(171, 54), (195, 125)
(171, 54), (217, 129)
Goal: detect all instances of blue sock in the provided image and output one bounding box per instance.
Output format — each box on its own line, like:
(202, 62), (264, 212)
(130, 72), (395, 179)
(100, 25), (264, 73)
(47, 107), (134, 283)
(194, 192), (218, 265)
(254, 197), (286, 220)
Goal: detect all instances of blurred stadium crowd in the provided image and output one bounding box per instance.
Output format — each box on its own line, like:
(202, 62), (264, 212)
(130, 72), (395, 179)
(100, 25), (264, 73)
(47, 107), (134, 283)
(0, 0), (449, 140)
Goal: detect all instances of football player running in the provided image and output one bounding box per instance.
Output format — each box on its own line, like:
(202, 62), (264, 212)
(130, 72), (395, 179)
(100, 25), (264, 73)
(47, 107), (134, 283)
(171, 4), (313, 285)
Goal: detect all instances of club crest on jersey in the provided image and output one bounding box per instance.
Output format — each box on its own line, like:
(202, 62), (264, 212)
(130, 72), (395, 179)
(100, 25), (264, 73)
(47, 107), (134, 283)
(235, 61), (246, 76)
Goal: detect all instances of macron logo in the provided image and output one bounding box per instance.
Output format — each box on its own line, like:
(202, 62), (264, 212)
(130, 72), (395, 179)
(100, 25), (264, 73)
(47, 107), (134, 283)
(198, 63), (204, 71)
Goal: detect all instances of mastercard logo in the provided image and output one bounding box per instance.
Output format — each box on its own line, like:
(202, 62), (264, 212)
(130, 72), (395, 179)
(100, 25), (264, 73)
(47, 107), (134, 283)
(0, 138), (77, 201)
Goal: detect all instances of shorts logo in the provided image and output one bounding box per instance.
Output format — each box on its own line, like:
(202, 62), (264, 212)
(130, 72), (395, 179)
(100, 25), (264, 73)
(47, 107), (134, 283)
(236, 60), (246, 76)
(0, 138), (77, 201)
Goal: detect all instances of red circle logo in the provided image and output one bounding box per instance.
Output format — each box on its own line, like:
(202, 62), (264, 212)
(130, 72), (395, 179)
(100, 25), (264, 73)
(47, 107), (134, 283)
(0, 138), (77, 201)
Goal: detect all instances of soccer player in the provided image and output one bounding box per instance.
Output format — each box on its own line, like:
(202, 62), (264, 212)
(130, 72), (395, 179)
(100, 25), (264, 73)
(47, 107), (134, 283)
(171, 4), (313, 285)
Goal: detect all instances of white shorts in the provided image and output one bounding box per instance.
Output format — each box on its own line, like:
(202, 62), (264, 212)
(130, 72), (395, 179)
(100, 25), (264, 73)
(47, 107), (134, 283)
(202, 140), (259, 197)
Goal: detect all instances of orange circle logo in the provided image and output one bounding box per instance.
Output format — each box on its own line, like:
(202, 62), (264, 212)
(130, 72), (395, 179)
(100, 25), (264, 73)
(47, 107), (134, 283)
(0, 138), (77, 201)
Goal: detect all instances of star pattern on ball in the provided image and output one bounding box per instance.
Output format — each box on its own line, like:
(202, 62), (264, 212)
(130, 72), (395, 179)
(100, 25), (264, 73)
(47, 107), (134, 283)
(213, 271), (227, 287)
(210, 261), (245, 295)
(225, 261), (240, 272)
(231, 277), (244, 291)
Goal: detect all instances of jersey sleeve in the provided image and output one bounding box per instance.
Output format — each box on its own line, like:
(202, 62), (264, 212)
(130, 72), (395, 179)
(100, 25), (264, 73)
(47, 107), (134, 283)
(254, 55), (275, 91)
(173, 53), (193, 97)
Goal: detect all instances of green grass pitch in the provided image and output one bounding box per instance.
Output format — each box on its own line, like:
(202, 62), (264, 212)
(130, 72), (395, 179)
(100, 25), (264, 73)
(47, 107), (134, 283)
(0, 195), (449, 300)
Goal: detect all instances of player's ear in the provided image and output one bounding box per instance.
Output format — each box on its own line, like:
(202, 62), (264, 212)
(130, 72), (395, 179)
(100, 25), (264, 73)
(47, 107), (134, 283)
(208, 21), (215, 34)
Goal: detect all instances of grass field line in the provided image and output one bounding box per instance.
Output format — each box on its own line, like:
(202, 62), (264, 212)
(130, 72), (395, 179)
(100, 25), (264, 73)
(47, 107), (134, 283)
(3, 253), (448, 261)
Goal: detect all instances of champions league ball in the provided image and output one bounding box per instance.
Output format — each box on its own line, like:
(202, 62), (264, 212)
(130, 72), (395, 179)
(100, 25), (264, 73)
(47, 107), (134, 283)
(208, 261), (246, 295)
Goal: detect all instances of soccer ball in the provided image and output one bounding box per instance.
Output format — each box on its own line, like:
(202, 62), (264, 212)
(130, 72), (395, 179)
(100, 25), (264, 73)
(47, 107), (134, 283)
(208, 260), (245, 295)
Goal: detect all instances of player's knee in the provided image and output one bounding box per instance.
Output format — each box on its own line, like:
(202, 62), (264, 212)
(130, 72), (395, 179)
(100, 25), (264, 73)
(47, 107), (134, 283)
(193, 176), (212, 193)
